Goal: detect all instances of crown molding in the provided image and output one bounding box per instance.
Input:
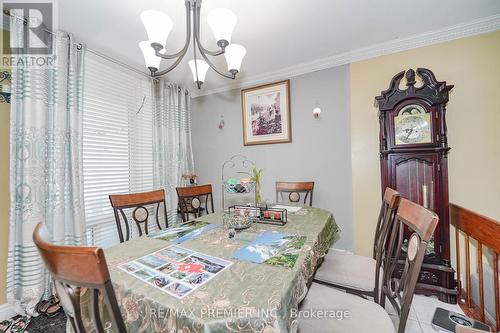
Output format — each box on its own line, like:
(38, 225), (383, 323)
(192, 14), (500, 98)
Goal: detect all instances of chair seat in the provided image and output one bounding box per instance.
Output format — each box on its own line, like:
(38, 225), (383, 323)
(298, 282), (395, 333)
(314, 250), (378, 292)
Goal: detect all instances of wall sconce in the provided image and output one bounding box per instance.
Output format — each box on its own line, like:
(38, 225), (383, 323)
(313, 103), (321, 118)
(0, 71), (11, 104)
(218, 115), (225, 130)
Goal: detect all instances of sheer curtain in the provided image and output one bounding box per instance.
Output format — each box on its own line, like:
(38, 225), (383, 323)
(153, 81), (195, 224)
(7, 18), (86, 315)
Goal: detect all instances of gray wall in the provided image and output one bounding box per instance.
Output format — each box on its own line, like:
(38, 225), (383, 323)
(191, 65), (353, 250)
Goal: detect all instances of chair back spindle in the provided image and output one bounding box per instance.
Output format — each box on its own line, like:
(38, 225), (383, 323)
(109, 189), (168, 243)
(373, 187), (401, 303)
(33, 223), (126, 333)
(176, 184), (215, 222)
(275, 181), (315, 206)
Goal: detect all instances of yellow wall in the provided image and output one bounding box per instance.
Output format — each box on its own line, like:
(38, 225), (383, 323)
(0, 85), (9, 304)
(350, 31), (500, 256)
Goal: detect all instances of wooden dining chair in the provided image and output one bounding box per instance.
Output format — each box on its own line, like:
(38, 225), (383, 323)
(313, 187), (400, 303)
(109, 189), (168, 243)
(275, 181), (315, 206)
(33, 223), (127, 333)
(382, 198), (440, 332)
(176, 184), (214, 222)
(299, 198), (439, 333)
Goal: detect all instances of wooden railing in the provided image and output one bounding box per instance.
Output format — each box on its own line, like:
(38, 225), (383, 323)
(450, 203), (500, 331)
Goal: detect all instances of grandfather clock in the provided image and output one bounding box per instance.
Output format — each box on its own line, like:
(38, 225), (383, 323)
(375, 68), (457, 303)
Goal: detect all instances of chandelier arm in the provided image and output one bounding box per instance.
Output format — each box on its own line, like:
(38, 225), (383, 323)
(191, 5), (234, 80)
(193, 4), (225, 57)
(153, 1), (192, 60)
(196, 41), (235, 80)
(151, 50), (188, 77)
(192, 22), (201, 89)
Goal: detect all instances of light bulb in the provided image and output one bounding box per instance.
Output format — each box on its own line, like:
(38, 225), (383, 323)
(207, 8), (237, 46)
(140, 10), (173, 47)
(188, 59), (210, 85)
(224, 44), (246, 73)
(139, 41), (161, 70)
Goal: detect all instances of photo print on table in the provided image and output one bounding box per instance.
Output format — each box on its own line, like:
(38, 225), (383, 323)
(118, 245), (233, 299)
(170, 271), (188, 280)
(149, 276), (173, 288)
(137, 255), (167, 269)
(166, 282), (193, 298)
(232, 231), (307, 268)
(158, 263), (175, 275)
(132, 268), (156, 280)
(182, 253), (230, 274)
(150, 221), (219, 244)
(183, 272), (212, 286)
(119, 262), (143, 273)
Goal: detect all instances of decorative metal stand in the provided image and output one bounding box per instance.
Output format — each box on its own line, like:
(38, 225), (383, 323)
(221, 155), (256, 211)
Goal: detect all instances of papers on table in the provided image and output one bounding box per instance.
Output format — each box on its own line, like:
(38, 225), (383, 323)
(232, 231), (306, 268)
(271, 205), (303, 213)
(149, 221), (219, 244)
(119, 245), (232, 299)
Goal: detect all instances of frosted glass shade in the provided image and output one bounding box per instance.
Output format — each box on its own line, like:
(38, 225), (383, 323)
(188, 59), (210, 83)
(140, 10), (173, 46)
(207, 8), (237, 44)
(139, 41), (161, 70)
(224, 44), (246, 73)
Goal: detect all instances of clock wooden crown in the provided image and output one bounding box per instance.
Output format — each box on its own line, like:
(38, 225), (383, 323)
(376, 68), (454, 155)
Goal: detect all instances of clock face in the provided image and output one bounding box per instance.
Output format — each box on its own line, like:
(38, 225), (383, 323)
(397, 104), (426, 116)
(394, 105), (432, 145)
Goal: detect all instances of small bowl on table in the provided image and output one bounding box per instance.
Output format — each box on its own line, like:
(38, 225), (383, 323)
(222, 213), (255, 231)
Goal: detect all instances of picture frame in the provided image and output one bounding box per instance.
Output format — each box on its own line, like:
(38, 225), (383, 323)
(241, 80), (291, 146)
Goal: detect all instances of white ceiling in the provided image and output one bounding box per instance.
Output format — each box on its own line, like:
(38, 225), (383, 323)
(58, 0), (500, 94)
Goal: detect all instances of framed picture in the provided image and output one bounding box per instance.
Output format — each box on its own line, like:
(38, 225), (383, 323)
(241, 80), (291, 146)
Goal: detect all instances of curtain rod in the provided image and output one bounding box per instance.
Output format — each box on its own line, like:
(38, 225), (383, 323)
(3, 9), (158, 82)
(84, 46), (157, 82)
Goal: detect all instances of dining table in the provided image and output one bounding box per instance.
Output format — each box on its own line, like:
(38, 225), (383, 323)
(77, 206), (339, 333)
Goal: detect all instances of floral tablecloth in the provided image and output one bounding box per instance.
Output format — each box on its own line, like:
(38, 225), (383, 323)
(77, 207), (338, 333)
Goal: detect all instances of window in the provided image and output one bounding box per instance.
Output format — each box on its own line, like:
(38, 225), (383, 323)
(82, 52), (156, 247)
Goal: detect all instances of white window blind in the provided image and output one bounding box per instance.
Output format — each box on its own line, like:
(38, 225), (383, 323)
(82, 52), (156, 247)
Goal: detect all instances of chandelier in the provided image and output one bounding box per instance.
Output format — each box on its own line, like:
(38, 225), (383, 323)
(139, 0), (246, 89)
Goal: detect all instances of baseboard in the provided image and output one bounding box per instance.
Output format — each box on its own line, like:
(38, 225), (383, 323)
(0, 303), (16, 321)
